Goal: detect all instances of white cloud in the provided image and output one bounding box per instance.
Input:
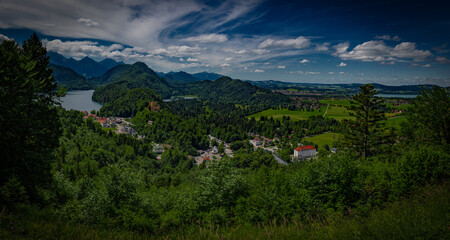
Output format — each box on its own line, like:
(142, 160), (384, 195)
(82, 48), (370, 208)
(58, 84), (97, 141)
(436, 56), (450, 64)
(375, 35), (400, 41)
(334, 40), (431, 62)
(179, 58), (185, 61)
(334, 42), (350, 54)
(423, 64), (432, 67)
(299, 59), (310, 64)
(328, 72), (335, 74)
(187, 57), (199, 62)
(0, 33), (12, 41)
(225, 57), (232, 61)
(251, 49), (270, 55)
(183, 33), (228, 43)
(42, 39), (128, 59)
(315, 42), (330, 51)
(152, 45), (203, 57)
(337, 62), (347, 67)
(278, 65), (285, 69)
(258, 36), (311, 49)
(77, 18), (99, 27)
(290, 71), (319, 75)
(224, 48), (248, 54)
(0, 0), (203, 49)
(255, 69), (264, 72)
(391, 42), (431, 61)
(220, 63), (230, 67)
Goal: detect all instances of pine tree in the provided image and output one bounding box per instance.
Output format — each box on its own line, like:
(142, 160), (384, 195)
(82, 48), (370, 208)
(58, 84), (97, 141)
(0, 33), (63, 192)
(342, 84), (387, 160)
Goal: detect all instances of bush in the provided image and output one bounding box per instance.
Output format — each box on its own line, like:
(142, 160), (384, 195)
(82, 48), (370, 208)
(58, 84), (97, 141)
(391, 145), (449, 199)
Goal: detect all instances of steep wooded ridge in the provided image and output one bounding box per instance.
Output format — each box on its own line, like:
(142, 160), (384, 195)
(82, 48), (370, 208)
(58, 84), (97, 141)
(100, 88), (162, 117)
(48, 51), (124, 89)
(183, 76), (291, 106)
(92, 62), (291, 113)
(92, 62), (173, 102)
(50, 64), (96, 90)
(164, 71), (202, 84)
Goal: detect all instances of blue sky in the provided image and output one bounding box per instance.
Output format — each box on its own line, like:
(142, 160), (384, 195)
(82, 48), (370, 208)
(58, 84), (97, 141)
(1, 0), (449, 86)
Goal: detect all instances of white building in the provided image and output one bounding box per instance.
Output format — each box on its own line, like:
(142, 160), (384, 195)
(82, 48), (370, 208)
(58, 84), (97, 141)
(294, 145), (317, 159)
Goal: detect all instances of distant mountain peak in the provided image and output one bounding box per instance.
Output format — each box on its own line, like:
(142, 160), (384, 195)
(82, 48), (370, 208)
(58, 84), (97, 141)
(47, 51), (123, 78)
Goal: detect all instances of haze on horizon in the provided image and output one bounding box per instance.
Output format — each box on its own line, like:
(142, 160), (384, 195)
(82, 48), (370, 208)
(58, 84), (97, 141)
(1, 0), (449, 86)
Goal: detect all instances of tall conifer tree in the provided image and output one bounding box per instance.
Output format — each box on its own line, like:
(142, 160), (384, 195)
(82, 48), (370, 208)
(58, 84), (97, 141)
(342, 84), (387, 160)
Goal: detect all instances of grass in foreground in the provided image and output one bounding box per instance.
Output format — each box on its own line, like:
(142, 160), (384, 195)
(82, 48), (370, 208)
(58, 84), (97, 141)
(1, 183), (448, 240)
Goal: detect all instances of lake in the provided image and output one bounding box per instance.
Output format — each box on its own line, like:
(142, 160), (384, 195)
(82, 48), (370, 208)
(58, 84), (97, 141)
(60, 90), (102, 112)
(377, 94), (417, 98)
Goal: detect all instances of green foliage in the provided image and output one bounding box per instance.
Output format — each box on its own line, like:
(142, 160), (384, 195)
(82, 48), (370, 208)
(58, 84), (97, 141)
(182, 76), (291, 110)
(99, 88), (162, 117)
(92, 62), (172, 102)
(0, 175), (29, 208)
(391, 145), (449, 198)
(403, 86), (449, 145)
(50, 64), (96, 90)
(0, 34), (63, 196)
(342, 84), (388, 160)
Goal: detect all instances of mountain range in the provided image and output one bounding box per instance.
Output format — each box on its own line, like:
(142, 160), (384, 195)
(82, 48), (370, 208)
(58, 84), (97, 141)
(48, 51), (124, 78)
(47, 51), (434, 95)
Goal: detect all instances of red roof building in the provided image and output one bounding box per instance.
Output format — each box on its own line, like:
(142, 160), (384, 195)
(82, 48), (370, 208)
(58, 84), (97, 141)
(294, 145), (316, 151)
(294, 145), (317, 159)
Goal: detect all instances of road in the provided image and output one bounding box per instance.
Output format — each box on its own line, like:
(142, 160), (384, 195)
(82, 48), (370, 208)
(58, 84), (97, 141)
(323, 104), (329, 117)
(272, 154), (287, 165)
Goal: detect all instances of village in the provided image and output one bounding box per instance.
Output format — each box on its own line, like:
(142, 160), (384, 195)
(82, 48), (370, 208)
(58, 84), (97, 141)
(81, 111), (319, 166)
(81, 111), (140, 137)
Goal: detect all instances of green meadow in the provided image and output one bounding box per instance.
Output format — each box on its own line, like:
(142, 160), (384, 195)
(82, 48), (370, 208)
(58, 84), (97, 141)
(303, 132), (343, 150)
(385, 116), (407, 129)
(248, 105), (354, 122)
(247, 107), (326, 121)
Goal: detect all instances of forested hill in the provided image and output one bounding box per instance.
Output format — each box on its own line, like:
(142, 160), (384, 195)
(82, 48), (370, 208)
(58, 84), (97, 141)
(92, 62), (173, 103)
(50, 64), (96, 90)
(184, 76), (291, 108)
(248, 80), (435, 94)
(164, 71), (201, 84)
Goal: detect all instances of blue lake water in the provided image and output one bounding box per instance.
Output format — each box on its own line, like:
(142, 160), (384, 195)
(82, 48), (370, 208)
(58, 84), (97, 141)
(60, 90), (102, 112)
(376, 94), (417, 98)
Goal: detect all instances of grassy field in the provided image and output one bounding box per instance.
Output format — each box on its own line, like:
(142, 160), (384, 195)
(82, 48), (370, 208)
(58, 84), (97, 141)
(385, 116), (407, 129)
(248, 105), (354, 122)
(247, 107), (326, 121)
(303, 132), (343, 150)
(1, 184), (447, 240)
(323, 106), (353, 121)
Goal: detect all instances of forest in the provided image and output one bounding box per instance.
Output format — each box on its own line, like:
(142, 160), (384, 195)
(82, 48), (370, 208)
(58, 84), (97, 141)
(1, 34), (449, 239)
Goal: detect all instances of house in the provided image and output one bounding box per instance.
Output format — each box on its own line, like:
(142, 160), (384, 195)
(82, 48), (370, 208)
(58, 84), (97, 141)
(250, 137), (262, 147)
(294, 145), (317, 159)
(153, 144), (164, 154)
(212, 146), (218, 154)
(150, 101), (160, 112)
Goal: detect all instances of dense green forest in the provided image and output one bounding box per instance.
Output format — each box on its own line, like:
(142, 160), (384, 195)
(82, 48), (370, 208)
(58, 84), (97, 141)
(50, 64), (96, 90)
(1, 34), (449, 239)
(92, 66), (291, 117)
